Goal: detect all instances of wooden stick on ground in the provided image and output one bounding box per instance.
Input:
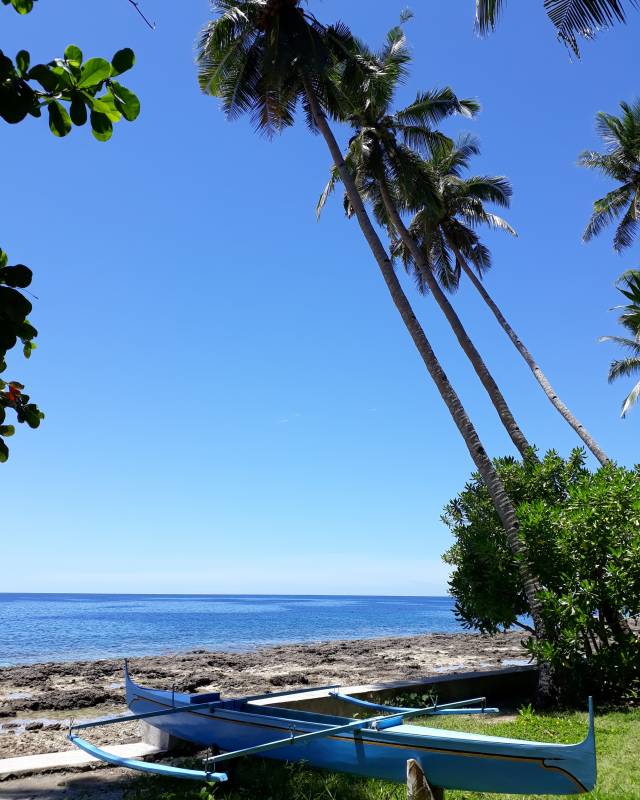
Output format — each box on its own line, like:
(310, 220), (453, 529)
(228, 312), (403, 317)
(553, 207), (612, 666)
(407, 759), (445, 800)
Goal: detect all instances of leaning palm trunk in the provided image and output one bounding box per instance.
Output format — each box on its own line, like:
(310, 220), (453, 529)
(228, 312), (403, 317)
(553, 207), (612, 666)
(377, 184), (535, 462)
(452, 250), (610, 466)
(301, 78), (553, 703)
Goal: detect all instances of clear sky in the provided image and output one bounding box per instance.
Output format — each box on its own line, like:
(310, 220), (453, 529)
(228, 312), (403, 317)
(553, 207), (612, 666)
(2, 1), (638, 596)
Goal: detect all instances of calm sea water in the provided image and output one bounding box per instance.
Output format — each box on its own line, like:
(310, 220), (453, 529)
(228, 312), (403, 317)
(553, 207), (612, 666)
(0, 594), (464, 667)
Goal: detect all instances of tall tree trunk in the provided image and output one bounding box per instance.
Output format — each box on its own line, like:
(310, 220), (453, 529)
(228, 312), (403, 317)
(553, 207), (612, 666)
(377, 183), (536, 462)
(301, 78), (554, 704)
(455, 252), (610, 466)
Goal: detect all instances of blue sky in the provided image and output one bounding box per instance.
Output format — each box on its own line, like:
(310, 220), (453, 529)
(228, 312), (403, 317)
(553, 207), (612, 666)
(2, 1), (638, 595)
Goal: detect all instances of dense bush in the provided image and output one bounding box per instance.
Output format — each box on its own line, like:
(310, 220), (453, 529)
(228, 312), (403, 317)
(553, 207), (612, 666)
(443, 450), (640, 703)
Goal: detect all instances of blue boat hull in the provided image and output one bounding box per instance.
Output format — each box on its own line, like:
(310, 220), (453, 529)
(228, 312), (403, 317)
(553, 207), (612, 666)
(125, 671), (596, 794)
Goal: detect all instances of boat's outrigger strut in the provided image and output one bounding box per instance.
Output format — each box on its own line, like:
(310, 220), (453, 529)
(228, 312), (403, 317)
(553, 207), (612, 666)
(328, 691), (499, 717)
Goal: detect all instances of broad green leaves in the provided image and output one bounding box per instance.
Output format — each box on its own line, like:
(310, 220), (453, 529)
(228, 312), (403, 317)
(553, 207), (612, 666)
(1, 0), (37, 14)
(1, 3), (142, 462)
(0, 45), (140, 141)
(0, 248), (43, 461)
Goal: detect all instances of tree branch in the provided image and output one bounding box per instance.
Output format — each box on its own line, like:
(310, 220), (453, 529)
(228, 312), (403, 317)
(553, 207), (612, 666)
(127, 0), (155, 30)
(512, 620), (535, 635)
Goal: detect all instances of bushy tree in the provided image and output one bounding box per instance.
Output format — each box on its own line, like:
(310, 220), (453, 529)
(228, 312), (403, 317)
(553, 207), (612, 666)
(443, 449), (640, 703)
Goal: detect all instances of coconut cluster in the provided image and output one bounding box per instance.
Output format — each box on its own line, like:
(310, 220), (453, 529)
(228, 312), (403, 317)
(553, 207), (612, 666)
(256, 0), (301, 31)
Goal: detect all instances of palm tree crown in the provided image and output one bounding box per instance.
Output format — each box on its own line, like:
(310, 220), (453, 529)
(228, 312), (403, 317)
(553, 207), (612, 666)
(317, 26), (479, 225)
(197, 0), (352, 135)
(580, 100), (640, 252)
(601, 270), (640, 416)
(399, 136), (516, 293)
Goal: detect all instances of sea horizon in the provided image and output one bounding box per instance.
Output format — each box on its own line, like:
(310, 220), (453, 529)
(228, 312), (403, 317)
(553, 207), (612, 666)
(1, 593), (463, 667)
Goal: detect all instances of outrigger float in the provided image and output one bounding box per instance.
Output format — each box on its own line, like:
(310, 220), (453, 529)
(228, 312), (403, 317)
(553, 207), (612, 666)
(68, 662), (597, 795)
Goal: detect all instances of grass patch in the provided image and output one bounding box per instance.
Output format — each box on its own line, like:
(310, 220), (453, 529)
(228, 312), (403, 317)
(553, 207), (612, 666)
(123, 708), (640, 800)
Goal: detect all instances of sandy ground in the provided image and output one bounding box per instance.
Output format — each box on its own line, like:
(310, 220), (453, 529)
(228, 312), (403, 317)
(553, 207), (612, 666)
(0, 631), (528, 763)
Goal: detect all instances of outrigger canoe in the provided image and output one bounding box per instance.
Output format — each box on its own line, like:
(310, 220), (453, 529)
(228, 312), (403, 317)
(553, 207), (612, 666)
(68, 662), (597, 795)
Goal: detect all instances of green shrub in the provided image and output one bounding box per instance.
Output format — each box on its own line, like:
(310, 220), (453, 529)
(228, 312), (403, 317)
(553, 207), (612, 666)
(443, 449), (640, 703)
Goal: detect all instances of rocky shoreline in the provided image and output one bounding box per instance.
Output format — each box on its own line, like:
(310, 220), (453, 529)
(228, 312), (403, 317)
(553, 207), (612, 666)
(0, 631), (529, 759)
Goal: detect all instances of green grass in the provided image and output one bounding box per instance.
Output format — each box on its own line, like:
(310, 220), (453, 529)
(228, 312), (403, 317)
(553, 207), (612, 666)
(123, 708), (640, 800)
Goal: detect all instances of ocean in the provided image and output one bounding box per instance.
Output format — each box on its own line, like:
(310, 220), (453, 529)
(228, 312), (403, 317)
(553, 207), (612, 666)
(0, 594), (464, 667)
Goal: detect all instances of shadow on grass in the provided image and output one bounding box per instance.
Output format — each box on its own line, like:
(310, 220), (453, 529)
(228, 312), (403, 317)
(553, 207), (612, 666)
(124, 758), (404, 800)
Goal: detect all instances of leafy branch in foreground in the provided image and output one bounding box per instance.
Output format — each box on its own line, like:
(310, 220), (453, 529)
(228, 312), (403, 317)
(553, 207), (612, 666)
(0, 248), (43, 462)
(2, 0), (39, 13)
(0, 44), (140, 141)
(1, 0), (143, 459)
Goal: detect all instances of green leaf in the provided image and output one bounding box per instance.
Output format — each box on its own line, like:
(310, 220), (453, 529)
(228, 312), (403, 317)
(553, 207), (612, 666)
(0, 250), (8, 268)
(64, 44), (83, 68)
(69, 96), (87, 126)
(110, 48), (135, 76)
(0, 439), (8, 463)
(90, 110), (112, 142)
(23, 404), (43, 428)
(50, 61), (75, 88)
(110, 81), (140, 121)
(0, 286), (31, 321)
(77, 57), (111, 89)
(28, 64), (59, 93)
(15, 49), (30, 76)
(0, 425), (15, 437)
(23, 341), (36, 358)
(10, 0), (33, 14)
(0, 264), (33, 288)
(91, 92), (122, 123)
(47, 100), (72, 137)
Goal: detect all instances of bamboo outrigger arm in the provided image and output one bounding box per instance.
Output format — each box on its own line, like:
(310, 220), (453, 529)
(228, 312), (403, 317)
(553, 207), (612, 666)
(68, 734), (229, 782)
(68, 700), (229, 782)
(328, 692), (499, 717)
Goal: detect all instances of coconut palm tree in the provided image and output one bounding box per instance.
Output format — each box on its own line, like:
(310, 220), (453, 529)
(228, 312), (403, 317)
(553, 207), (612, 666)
(580, 100), (640, 253)
(319, 28), (536, 462)
(475, 0), (638, 53)
(197, 0), (553, 701)
(402, 136), (610, 465)
(601, 270), (640, 416)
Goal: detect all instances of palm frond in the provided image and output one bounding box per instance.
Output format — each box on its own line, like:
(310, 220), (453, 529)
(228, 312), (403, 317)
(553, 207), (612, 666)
(395, 89), (479, 129)
(612, 195), (640, 251)
(544, 0), (639, 54)
(620, 378), (640, 417)
(454, 176), (513, 207)
(475, 0), (506, 34)
(578, 150), (634, 182)
(582, 185), (633, 242)
(600, 334), (640, 351)
(469, 242), (493, 275)
(429, 229), (457, 291)
(316, 164), (341, 218)
(396, 124), (451, 156)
